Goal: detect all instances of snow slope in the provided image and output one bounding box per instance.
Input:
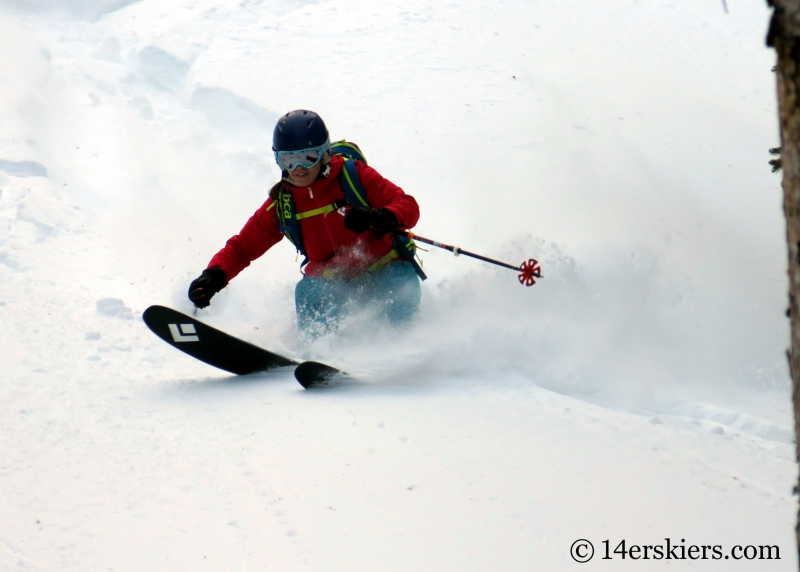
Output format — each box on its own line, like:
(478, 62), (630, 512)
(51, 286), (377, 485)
(0, 0), (796, 570)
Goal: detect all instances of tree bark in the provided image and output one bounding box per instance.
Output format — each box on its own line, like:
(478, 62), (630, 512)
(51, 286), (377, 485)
(767, 0), (800, 564)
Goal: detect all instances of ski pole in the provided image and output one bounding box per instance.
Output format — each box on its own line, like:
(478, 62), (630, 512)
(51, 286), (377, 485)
(400, 231), (543, 287)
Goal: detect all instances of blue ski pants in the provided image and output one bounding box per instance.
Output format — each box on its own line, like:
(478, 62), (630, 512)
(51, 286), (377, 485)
(295, 260), (421, 335)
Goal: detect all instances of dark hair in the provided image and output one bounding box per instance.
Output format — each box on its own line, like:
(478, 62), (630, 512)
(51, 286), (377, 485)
(269, 180), (284, 202)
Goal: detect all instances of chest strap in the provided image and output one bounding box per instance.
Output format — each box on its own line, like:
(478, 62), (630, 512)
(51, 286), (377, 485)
(295, 200), (346, 221)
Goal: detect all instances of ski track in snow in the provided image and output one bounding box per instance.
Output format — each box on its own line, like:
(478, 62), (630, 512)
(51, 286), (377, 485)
(0, 0), (796, 570)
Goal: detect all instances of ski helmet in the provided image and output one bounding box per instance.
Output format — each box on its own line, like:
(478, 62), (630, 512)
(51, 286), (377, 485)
(272, 110), (329, 152)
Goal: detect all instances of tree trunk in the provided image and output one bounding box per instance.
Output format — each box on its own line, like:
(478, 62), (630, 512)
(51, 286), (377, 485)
(767, 0), (800, 564)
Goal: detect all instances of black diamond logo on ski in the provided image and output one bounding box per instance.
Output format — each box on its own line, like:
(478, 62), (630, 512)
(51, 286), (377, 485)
(168, 323), (199, 342)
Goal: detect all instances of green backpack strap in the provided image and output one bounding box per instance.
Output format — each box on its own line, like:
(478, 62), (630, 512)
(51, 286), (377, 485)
(337, 158), (370, 207)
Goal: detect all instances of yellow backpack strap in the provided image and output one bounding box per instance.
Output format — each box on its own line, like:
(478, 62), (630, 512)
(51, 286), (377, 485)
(295, 201), (345, 220)
(366, 248), (401, 273)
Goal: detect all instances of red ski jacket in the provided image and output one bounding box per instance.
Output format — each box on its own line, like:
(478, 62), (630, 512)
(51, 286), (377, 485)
(208, 155), (420, 280)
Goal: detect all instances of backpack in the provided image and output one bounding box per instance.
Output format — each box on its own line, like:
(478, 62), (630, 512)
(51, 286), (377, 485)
(275, 141), (427, 280)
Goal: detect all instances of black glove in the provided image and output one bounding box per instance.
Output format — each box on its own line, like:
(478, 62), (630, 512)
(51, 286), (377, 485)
(344, 206), (400, 237)
(188, 266), (227, 309)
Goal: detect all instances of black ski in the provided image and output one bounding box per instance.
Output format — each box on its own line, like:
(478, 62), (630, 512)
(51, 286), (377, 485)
(294, 361), (353, 389)
(143, 305), (298, 375)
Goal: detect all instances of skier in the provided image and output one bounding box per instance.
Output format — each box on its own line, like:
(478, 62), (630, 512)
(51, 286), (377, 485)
(187, 109), (423, 336)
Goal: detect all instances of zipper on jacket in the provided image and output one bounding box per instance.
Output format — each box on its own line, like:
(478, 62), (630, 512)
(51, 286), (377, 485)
(308, 187), (314, 199)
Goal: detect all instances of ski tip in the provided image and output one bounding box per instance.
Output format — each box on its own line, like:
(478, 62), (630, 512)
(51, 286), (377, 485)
(142, 304), (173, 324)
(295, 361), (348, 389)
(142, 304), (159, 319)
(142, 305), (168, 331)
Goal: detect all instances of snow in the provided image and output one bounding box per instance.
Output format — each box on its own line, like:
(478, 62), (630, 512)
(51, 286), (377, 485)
(0, 0), (796, 569)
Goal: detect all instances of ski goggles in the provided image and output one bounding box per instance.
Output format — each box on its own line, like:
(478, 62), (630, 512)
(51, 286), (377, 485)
(274, 139), (330, 171)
